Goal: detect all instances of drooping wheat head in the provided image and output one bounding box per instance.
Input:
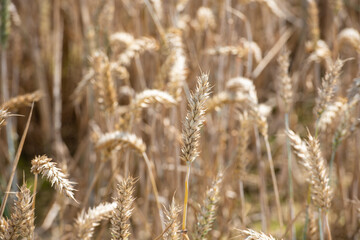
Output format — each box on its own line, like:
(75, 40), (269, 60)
(315, 58), (344, 117)
(1, 90), (43, 112)
(238, 229), (277, 240)
(30, 155), (77, 202)
(75, 202), (117, 240)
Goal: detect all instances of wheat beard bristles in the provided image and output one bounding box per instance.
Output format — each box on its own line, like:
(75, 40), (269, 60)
(180, 73), (211, 163)
(31, 155), (77, 202)
(193, 173), (223, 240)
(3, 184), (34, 240)
(75, 202), (117, 240)
(238, 229), (277, 240)
(305, 133), (332, 209)
(110, 177), (136, 240)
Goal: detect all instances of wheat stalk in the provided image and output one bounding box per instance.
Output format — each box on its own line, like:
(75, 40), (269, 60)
(31, 155), (77, 202)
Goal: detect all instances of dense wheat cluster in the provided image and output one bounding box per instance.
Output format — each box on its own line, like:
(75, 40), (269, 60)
(0, 0), (360, 239)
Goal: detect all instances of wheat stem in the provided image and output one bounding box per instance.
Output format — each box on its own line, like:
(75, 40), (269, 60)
(264, 135), (283, 227)
(0, 104), (34, 217)
(285, 113), (295, 239)
(182, 162), (191, 233)
(142, 152), (164, 231)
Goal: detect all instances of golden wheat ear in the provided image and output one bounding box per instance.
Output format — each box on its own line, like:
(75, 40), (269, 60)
(31, 155), (78, 202)
(3, 183), (35, 240)
(193, 172), (223, 240)
(238, 229), (277, 240)
(110, 176), (136, 240)
(162, 198), (181, 240)
(74, 201), (117, 240)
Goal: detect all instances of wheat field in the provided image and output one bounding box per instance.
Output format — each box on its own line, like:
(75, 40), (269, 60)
(0, 0), (360, 239)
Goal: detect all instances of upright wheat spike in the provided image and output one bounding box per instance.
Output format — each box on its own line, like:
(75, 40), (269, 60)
(193, 173), (223, 240)
(31, 155), (77, 202)
(166, 28), (188, 101)
(90, 51), (118, 113)
(307, 0), (320, 49)
(3, 183), (34, 240)
(238, 229), (277, 240)
(181, 73), (211, 237)
(1, 90), (42, 111)
(163, 198), (181, 240)
(111, 177), (136, 240)
(305, 133), (332, 210)
(278, 50), (293, 113)
(315, 58), (344, 117)
(75, 202), (117, 240)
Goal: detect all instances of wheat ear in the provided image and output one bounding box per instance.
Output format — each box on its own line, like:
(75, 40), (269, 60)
(110, 177), (136, 240)
(315, 58), (344, 117)
(181, 73), (211, 237)
(238, 229), (277, 240)
(163, 198), (181, 240)
(305, 133), (332, 210)
(3, 183), (34, 240)
(31, 155), (77, 202)
(193, 173), (223, 240)
(75, 202), (117, 240)
(1, 90), (42, 111)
